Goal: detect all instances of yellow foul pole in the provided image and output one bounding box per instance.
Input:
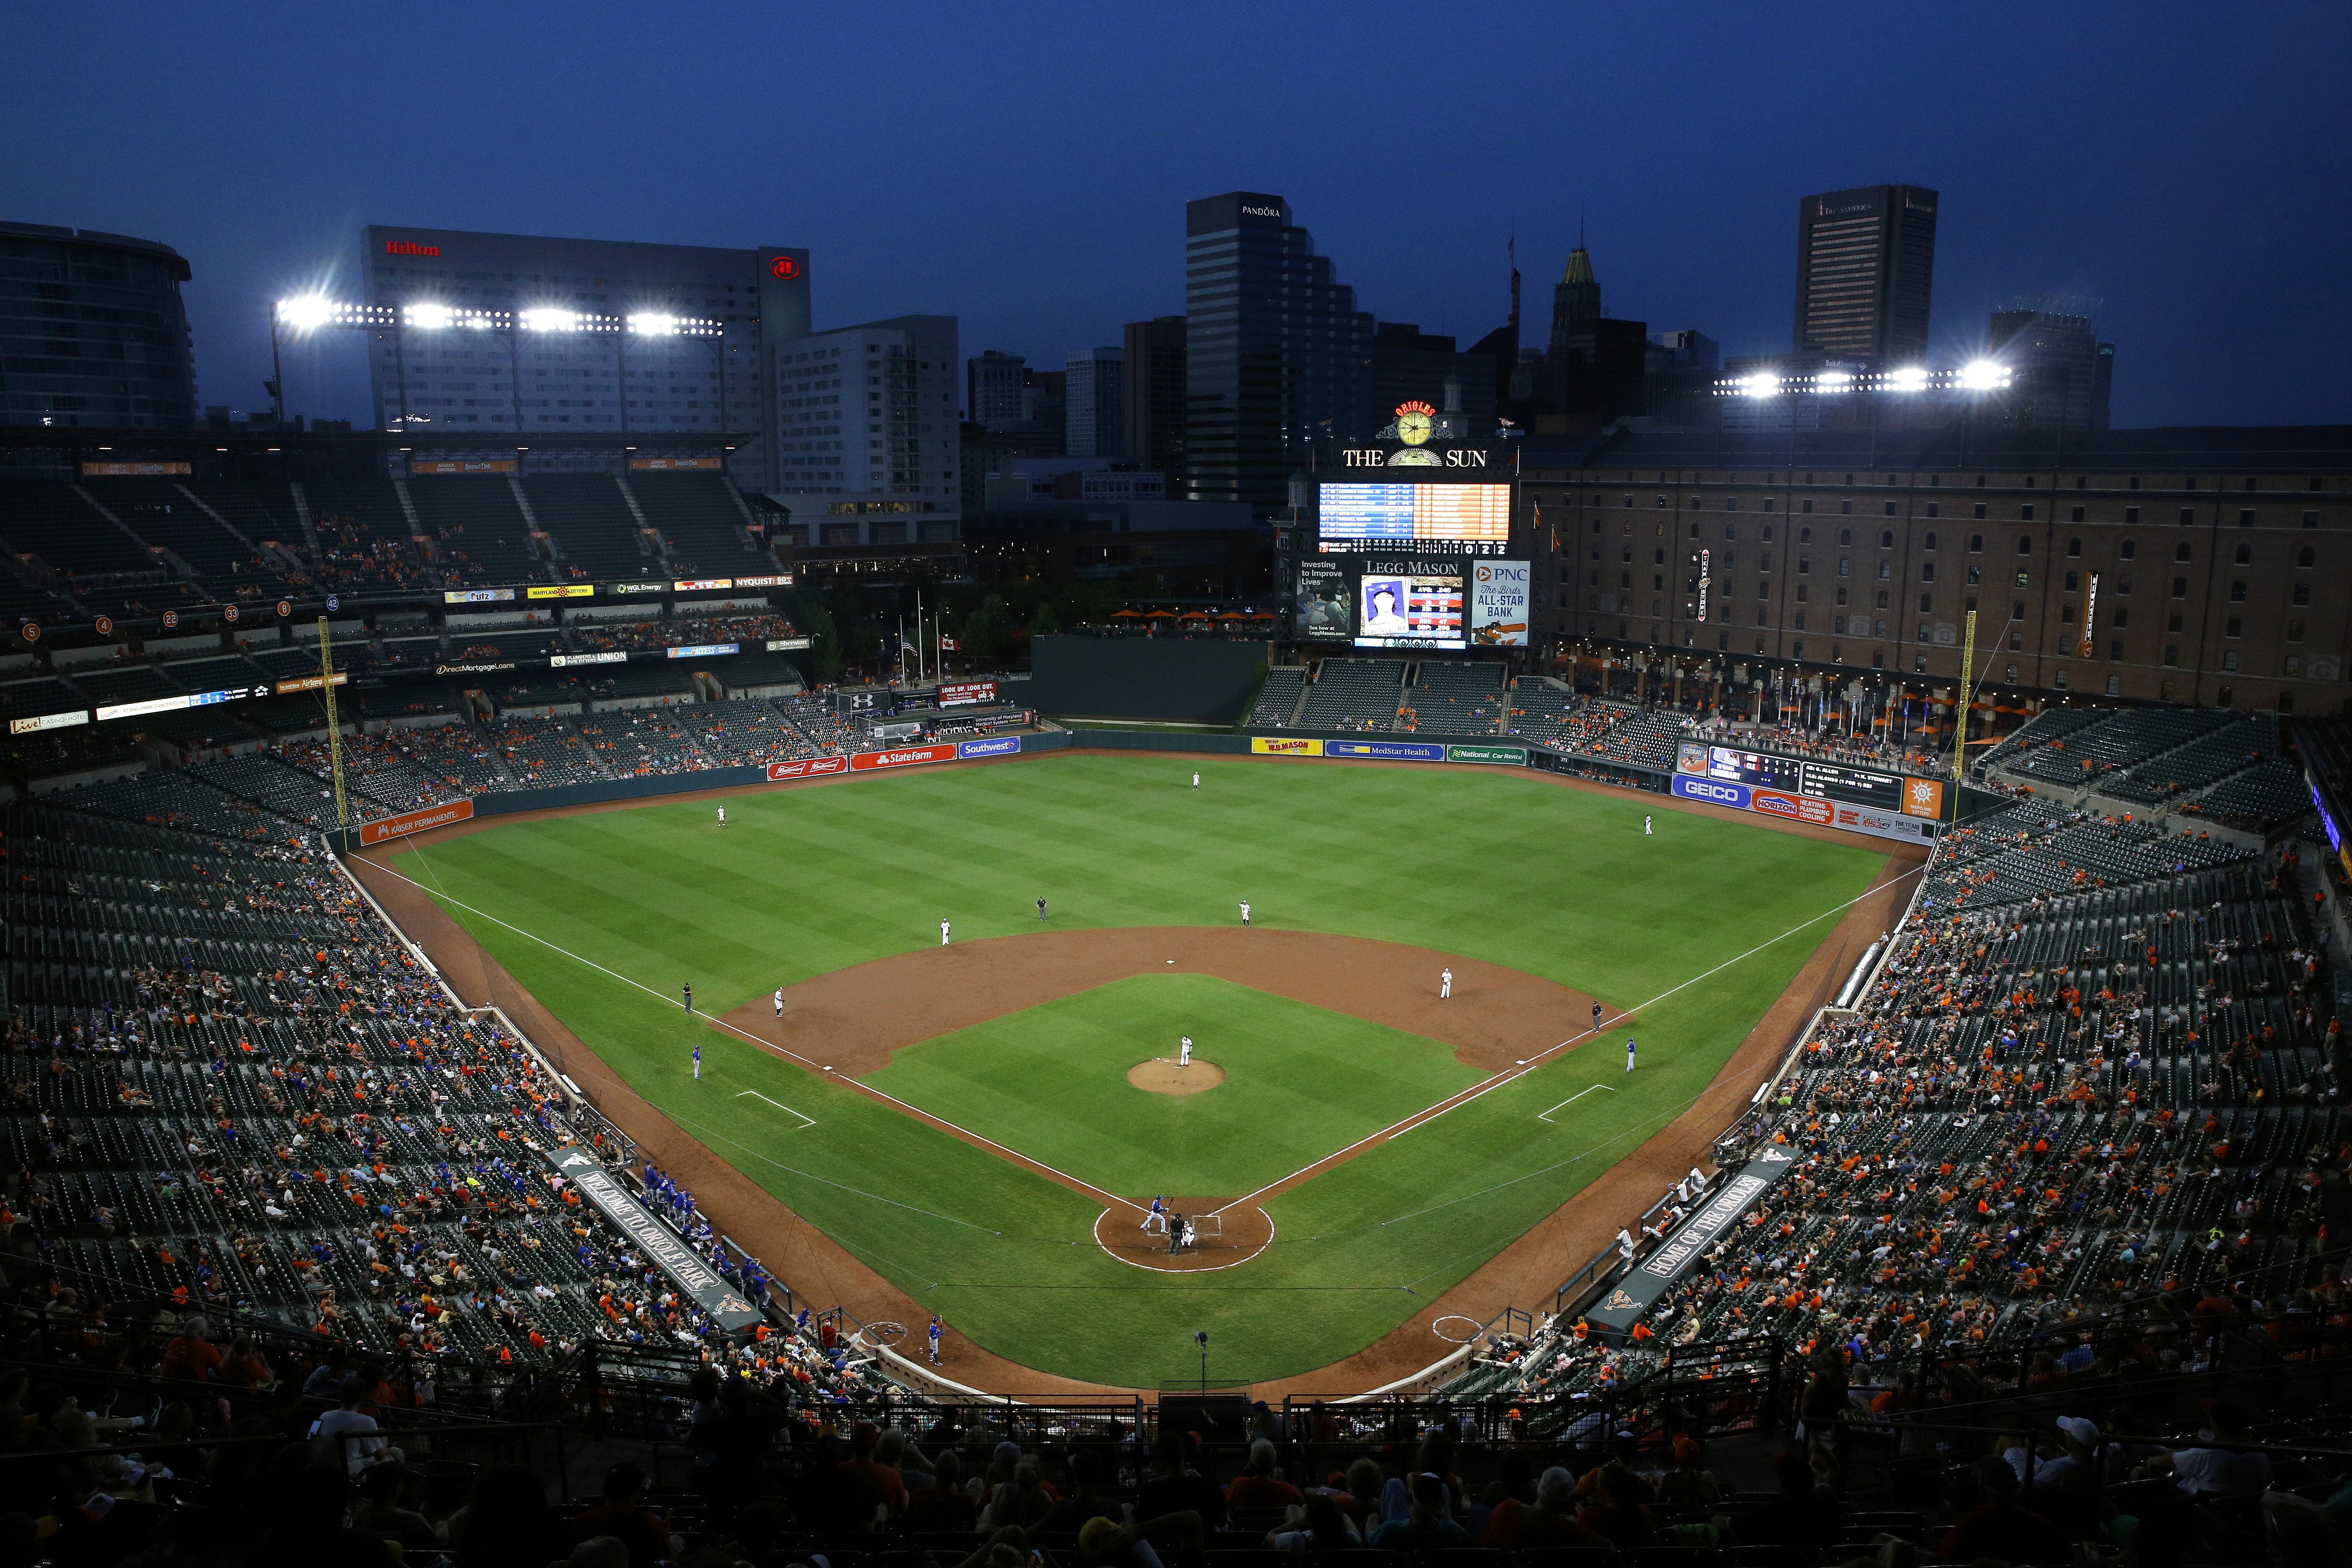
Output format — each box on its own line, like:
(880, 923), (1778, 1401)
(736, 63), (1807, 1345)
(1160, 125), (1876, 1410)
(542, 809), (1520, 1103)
(317, 617), (347, 834)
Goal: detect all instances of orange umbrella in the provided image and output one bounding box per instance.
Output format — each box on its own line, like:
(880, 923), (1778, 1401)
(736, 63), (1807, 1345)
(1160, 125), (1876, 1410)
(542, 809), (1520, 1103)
(1145, 609), (1176, 619)
(1110, 609), (1141, 618)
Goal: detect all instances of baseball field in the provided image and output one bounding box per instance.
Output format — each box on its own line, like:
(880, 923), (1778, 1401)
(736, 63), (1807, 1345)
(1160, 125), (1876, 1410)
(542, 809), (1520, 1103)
(374, 751), (1889, 1388)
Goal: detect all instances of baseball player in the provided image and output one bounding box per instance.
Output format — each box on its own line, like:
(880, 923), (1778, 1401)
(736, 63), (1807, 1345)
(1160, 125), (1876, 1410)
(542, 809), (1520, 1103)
(1644, 814), (1653, 835)
(773, 987), (784, 1019)
(692, 1043), (702, 1080)
(940, 919), (951, 947)
(1625, 1036), (1637, 1073)
(717, 806), (726, 826)
(927, 1315), (943, 1364)
(1238, 900), (1251, 926)
(1192, 771), (1200, 789)
(1167, 1211), (1184, 1255)
(1179, 1036), (1193, 1068)
(1143, 1195), (1165, 1233)
(1590, 1000), (1604, 1034)
(682, 982), (693, 1013)
(1440, 968), (1452, 999)
(1037, 897), (1048, 922)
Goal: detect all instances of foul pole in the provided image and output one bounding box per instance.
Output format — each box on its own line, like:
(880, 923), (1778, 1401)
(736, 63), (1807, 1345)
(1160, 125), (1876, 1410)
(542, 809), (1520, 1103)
(317, 617), (348, 833)
(1950, 608), (1976, 827)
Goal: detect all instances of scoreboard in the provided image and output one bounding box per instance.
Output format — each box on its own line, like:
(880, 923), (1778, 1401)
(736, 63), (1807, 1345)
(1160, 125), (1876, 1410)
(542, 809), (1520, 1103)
(1682, 743), (1909, 811)
(1317, 482), (1511, 555)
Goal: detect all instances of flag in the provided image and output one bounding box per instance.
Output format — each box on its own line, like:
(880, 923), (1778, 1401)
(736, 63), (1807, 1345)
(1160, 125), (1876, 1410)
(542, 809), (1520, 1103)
(937, 634), (958, 651)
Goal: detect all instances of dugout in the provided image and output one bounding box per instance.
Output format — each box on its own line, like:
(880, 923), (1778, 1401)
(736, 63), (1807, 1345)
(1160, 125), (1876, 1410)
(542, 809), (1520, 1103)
(1029, 635), (1269, 724)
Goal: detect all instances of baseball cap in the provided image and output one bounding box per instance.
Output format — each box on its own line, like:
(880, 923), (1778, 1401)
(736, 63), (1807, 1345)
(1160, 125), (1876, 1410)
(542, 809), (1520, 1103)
(2056, 1417), (2100, 1446)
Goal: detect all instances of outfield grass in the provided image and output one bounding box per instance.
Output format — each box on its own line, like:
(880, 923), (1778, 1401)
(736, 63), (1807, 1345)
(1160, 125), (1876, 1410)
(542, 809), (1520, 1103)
(393, 752), (1885, 1384)
(863, 973), (1483, 1196)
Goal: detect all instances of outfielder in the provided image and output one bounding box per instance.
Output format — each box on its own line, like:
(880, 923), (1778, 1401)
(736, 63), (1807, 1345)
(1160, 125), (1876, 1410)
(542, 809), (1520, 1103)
(1238, 900), (1251, 925)
(717, 806), (726, 826)
(1192, 771), (1200, 790)
(940, 919), (951, 947)
(1179, 1036), (1193, 1068)
(1644, 815), (1653, 835)
(1440, 968), (1452, 999)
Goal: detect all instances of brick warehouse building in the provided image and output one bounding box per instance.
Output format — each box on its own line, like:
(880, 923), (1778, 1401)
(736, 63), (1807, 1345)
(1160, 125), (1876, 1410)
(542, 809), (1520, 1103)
(1516, 424), (2352, 717)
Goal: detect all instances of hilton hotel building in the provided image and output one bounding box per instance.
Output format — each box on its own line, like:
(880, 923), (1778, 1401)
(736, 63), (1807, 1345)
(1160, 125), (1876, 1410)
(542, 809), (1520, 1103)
(1519, 425), (2352, 717)
(360, 225), (961, 541)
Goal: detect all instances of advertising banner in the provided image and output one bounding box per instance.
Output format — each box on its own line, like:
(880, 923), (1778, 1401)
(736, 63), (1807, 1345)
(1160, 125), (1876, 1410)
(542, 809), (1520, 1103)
(8, 710), (88, 735)
(546, 1147), (762, 1332)
(1468, 559), (1530, 647)
(1676, 741), (1709, 774)
(1250, 736), (1325, 756)
(938, 680), (998, 707)
(733, 574), (793, 588)
(527, 584), (596, 601)
(673, 578), (733, 592)
(627, 457), (723, 471)
(609, 581), (668, 596)
(443, 588), (514, 605)
(1752, 788), (1836, 826)
(765, 637), (813, 651)
(1293, 559), (1355, 641)
(958, 737), (1021, 759)
(272, 672), (350, 695)
(1325, 739), (1445, 761)
(1900, 777), (1946, 818)
(765, 757), (848, 781)
(1672, 775), (1753, 809)
(550, 652), (626, 668)
(411, 459), (514, 474)
(1447, 744), (1527, 765)
(434, 661), (514, 676)
(81, 461), (191, 477)
(357, 798), (475, 845)
(849, 743), (957, 772)
(1587, 1146), (1800, 1332)
(665, 643), (739, 659)
(1354, 559), (1465, 649)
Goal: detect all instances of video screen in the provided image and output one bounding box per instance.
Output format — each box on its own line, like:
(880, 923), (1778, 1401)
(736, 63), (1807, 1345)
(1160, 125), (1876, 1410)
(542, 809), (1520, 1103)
(1354, 568), (1464, 649)
(1293, 559), (1354, 642)
(1318, 482), (1511, 555)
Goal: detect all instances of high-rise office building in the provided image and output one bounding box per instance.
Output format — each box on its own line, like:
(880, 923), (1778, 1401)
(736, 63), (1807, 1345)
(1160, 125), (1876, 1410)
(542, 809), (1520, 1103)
(1792, 185), (1939, 361)
(1541, 245), (1646, 428)
(1988, 302), (2112, 430)
(1370, 324), (1496, 432)
(1123, 315), (1187, 478)
(967, 350), (1028, 427)
(769, 315), (959, 519)
(1064, 347), (1124, 458)
(1, 220), (198, 430)
(1183, 192), (1374, 507)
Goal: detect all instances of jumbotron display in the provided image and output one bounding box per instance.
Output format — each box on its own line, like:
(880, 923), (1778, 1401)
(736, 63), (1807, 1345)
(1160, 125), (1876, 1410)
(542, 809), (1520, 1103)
(1317, 482), (1511, 555)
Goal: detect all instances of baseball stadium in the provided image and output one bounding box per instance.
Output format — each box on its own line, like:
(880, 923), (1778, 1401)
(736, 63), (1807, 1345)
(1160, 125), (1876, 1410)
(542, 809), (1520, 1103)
(2, 445), (2348, 1560)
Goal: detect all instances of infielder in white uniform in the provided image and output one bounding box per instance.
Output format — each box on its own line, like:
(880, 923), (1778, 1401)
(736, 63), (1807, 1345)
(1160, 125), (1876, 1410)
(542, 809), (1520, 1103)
(1440, 968), (1452, 999)
(940, 919), (951, 946)
(1179, 1036), (1193, 1068)
(773, 987), (783, 1018)
(1238, 900), (1251, 925)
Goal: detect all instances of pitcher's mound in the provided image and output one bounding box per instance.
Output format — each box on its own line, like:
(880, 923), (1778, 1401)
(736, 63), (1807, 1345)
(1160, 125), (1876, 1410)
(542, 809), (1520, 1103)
(1127, 1059), (1223, 1095)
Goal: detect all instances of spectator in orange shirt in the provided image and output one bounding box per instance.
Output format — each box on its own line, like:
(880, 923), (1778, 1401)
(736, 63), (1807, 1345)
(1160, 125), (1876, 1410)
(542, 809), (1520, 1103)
(160, 1315), (226, 1383)
(1226, 1440), (1303, 1511)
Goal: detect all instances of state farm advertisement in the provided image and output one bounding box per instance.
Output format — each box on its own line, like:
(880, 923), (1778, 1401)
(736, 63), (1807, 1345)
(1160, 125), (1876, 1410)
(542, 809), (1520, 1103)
(357, 799), (474, 845)
(765, 757), (848, 781)
(849, 744), (957, 772)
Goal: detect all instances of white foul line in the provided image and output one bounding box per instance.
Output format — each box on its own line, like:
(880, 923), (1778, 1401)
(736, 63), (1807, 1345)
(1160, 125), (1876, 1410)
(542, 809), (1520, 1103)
(735, 1090), (817, 1129)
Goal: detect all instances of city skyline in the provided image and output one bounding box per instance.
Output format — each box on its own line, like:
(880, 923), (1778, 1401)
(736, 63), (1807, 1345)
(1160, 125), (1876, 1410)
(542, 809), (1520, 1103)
(5, 2), (2346, 435)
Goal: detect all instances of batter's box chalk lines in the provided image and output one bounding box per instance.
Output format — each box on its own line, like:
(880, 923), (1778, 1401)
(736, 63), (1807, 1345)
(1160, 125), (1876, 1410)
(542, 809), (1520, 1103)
(1536, 1083), (1617, 1123)
(735, 1090), (817, 1129)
